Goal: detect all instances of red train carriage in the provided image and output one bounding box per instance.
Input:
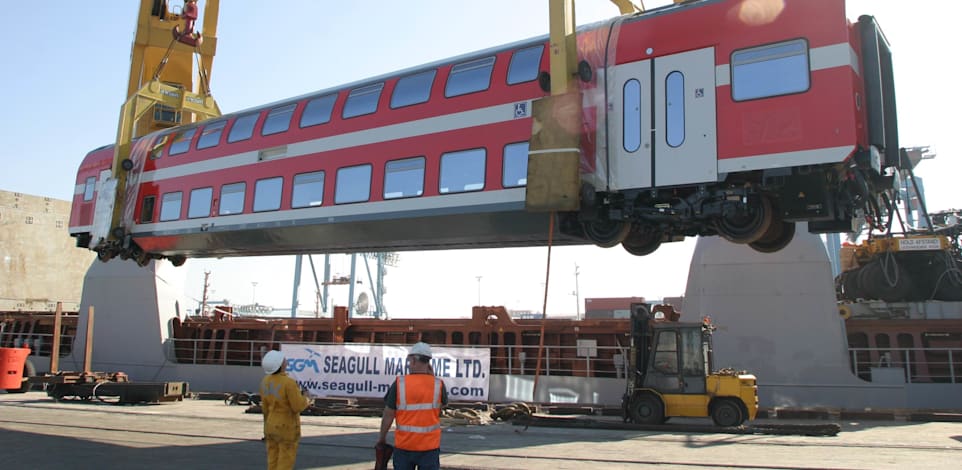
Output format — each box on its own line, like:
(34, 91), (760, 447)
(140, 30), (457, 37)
(70, 0), (901, 266)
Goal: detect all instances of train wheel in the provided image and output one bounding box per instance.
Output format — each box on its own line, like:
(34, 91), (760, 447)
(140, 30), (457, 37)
(716, 195), (773, 244)
(711, 398), (744, 427)
(622, 227), (662, 256)
(748, 220), (796, 253)
(583, 219), (630, 248)
(169, 255), (187, 267)
(628, 393), (664, 425)
(97, 249), (114, 263)
(135, 251), (151, 267)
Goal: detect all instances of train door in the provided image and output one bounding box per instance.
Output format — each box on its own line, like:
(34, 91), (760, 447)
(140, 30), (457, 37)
(89, 169), (116, 248)
(607, 47), (717, 191)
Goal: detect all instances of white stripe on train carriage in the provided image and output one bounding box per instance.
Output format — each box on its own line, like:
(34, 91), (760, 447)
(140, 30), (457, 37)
(528, 147), (582, 155)
(139, 100), (533, 184)
(130, 187), (526, 234)
(714, 42), (857, 87)
(70, 225), (93, 234)
(717, 145), (854, 173)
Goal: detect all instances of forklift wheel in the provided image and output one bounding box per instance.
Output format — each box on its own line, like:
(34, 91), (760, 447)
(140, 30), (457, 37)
(629, 394), (664, 425)
(711, 399), (744, 427)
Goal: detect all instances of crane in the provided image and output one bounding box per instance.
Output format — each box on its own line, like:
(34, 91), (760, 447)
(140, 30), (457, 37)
(98, 0), (222, 263)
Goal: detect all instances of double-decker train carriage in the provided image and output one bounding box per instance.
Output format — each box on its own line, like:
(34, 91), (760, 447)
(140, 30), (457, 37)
(70, 0), (901, 266)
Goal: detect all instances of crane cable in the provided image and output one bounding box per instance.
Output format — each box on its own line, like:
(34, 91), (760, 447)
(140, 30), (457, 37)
(532, 212), (556, 399)
(194, 45), (212, 96)
(151, 37), (180, 82)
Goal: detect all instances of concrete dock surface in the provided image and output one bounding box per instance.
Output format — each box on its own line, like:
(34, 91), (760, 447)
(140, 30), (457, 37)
(2, 391), (961, 469)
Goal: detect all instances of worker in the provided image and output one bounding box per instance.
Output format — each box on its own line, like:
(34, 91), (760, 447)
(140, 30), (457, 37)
(377, 342), (448, 470)
(260, 350), (312, 470)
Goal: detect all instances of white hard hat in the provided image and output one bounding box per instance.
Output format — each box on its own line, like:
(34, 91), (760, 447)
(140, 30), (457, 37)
(262, 350), (285, 375)
(409, 342), (432, 358)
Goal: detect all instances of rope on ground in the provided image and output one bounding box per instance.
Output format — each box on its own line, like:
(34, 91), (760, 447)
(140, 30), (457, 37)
(442, 407), (491, 425)
(490, 402), (534, 421)
(225, 391), (258, 406)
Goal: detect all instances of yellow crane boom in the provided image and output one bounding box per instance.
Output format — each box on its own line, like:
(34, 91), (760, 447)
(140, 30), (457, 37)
(106, 1), (221, 249)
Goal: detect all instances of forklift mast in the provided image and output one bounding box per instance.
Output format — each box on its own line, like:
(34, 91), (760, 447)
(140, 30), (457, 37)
(628, 303), (654, 389)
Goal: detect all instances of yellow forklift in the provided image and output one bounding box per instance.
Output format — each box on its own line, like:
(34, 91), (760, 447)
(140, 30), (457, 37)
(622, 303), (758, 427)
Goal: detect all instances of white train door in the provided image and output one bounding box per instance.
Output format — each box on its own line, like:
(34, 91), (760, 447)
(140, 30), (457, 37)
(89, 169), (117, 248)
(607, 47), (717, 191)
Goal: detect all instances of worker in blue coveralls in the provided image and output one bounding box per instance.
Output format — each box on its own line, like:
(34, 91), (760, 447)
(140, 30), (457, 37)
(260, 350), (312, 470)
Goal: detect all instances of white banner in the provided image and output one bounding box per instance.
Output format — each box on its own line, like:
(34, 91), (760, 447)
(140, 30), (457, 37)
(280, 344), (490, 401)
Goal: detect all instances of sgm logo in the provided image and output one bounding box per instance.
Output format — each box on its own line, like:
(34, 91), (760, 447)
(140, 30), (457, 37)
(287, 359), (320, 373)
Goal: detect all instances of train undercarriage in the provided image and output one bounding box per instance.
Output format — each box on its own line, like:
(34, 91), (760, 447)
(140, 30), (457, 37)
(574, 159), (895, 257)
(74, 232), (179, 268)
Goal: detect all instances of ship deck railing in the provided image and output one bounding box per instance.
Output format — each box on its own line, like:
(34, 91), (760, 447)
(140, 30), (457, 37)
(849, 346), (961, 384)
(166, 338), (632, 378)
(3, 329), (960, 383)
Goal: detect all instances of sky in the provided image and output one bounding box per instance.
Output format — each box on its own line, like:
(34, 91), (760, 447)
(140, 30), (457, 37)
(2, 1), (957, 318)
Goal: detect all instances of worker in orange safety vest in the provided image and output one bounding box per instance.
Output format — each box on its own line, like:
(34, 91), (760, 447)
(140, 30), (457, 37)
(260, 350), (312, 470)
(377, 342), (448, 470)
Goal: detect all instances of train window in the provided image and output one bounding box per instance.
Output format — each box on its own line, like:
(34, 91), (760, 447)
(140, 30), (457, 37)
(159, 191), (183, 222)
(253, 177), (283, 212)
(262, 104), (296, 136)
(292, 171), (325, 208)
(731, 38), (810, 101)
(188, 187), (213, 219)
(343, 83), (384, 119)
(391, 70), (436, 109)
(384, 157), (425, 199)
(440, 148), (485, 193)
(665, 71), (685, 148)
(335, 164), (372, 204)
(228, 113), (259, 143)
(168, 128), (197, 155)
(196, 120), (227, 150)
(140, 196), (155, 223)
(502, 142), (528, 188)
(83, 176), (96, 201)
(507, 45), (543, 85)
(219, 182), (246, 215)
(623, 79), (641, 152)
(300, 94), (336, 128)
(445, 56), (495, 97)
